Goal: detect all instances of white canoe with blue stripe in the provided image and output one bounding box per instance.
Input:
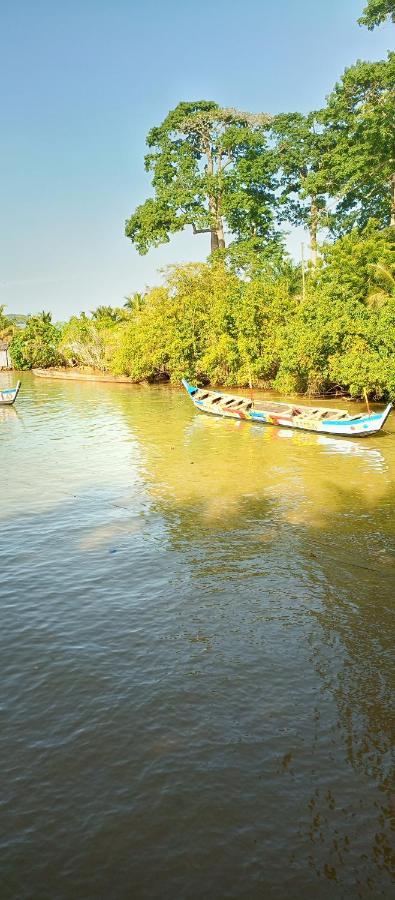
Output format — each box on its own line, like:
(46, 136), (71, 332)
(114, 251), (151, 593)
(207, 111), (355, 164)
(0, 381), (21, 406)
(182, 380), (392, 437)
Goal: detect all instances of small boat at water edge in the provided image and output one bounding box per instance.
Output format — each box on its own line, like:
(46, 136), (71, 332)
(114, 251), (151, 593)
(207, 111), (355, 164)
(182, 379), (393, 437)
(0, 381), (21, 406)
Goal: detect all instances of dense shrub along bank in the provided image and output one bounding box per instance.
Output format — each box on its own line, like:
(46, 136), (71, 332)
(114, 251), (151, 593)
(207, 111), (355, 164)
(3, 224), (395, 400)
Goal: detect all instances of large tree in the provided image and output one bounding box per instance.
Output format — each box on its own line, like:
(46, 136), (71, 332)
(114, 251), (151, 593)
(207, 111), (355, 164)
(320, 54), (395, 232)
(358, 0), (395, 28)
(271, 112), (329, 266)
(125, 101), (278, 255)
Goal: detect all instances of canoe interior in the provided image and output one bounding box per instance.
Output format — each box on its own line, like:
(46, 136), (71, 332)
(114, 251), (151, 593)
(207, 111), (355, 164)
(183, 378), (392, 437)
(192, 387), (359, 422)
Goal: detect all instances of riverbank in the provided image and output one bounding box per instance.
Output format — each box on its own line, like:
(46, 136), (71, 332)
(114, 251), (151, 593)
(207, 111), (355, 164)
(29, 366), (368, 407)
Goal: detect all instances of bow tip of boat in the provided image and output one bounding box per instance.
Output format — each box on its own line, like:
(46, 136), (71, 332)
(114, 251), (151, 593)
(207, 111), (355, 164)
(381, 401), (393, 425)
(181, 378), (197, 395)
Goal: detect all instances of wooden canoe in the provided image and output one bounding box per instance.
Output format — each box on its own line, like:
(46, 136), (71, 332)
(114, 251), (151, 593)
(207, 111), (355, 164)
(0, 381), (21, 406)
(182, 379), (392, 437)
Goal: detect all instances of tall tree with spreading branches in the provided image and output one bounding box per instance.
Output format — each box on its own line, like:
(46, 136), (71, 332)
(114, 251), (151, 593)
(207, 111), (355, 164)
(125, 101), (278, 256)
(320, 54), (395, 232)
(271, 112), (329, 266)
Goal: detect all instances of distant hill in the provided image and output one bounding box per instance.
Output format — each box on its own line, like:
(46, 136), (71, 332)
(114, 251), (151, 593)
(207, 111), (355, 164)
(8, 314), (29, 327)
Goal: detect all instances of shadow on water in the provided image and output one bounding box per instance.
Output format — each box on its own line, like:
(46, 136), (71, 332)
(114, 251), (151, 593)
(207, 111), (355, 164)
(1, 376), (394, 899)
(115, 388), (395, 895)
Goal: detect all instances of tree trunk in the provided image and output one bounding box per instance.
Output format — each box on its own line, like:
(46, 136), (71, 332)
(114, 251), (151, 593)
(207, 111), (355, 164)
(391, 174), (395, 227)
(216, 151), (226, 250)
(216, 219), (225, 249)
(192, 222), (224, 251)
(208, 211), (226, 251)
(210, 229), (219, 252)
(204, 137), (226, 253)
(310, 197), (318, 267)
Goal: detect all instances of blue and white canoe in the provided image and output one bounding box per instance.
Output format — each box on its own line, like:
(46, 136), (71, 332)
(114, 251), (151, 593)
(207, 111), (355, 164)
(182, 379), (392, 437)
(0, 381), (21, 406)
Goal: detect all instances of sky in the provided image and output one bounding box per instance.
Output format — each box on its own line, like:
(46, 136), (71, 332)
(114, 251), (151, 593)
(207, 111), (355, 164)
(0, 0), (392, 320)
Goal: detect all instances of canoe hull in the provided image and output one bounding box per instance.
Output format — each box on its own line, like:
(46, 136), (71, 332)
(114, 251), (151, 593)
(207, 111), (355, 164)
(0, 381), (21, 406)
(182, 380), (392, 437)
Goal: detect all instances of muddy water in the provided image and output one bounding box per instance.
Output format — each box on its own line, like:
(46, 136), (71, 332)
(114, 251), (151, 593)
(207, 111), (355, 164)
(1, 373), (394, 899)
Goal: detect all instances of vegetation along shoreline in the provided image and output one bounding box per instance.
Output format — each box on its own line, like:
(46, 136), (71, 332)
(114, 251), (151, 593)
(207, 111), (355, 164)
(1, 1), (394, 402)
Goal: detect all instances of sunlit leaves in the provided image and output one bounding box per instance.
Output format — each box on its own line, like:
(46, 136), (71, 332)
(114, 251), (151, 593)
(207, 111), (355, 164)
(125, 101), (277, 255)
(9, 313), (62, 370)
(358, 0), (395, 29)
(320, 54), (395, 232)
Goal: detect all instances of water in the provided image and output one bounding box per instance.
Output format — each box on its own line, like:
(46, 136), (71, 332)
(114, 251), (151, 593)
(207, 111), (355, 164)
(1, 373), (394, 900)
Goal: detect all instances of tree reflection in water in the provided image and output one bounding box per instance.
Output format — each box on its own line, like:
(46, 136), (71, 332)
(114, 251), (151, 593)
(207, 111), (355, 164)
(119, 390), (394, 895)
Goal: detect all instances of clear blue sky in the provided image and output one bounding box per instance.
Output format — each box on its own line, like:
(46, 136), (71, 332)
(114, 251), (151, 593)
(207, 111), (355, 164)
(0, 0), (392, 319)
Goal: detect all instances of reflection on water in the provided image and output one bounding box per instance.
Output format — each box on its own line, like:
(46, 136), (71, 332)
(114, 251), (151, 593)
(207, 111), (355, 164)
(127, 399), (392, 536)
(317, 433), (386, 467)
(0, 375), (394, 899)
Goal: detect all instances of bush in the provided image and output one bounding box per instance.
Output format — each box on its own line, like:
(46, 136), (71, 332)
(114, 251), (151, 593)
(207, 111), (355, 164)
(10, 313), (62, 369)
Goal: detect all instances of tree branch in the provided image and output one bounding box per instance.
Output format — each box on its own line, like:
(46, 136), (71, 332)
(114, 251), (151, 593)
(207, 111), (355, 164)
(221, 158), (234, 171)
(192, 224), (212, 234)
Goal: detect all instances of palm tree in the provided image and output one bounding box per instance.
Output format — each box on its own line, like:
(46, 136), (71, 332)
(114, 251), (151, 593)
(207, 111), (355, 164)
(124, 292), (144, 313)
(367, 261), (395, 309)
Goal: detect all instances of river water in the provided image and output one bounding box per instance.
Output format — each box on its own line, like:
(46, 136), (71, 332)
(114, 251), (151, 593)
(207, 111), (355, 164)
(1, 373), (394, 900)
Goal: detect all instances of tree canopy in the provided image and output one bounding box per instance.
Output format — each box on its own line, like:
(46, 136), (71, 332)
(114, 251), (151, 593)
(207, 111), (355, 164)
(359, 0), (395, 28)
(320, 53), (395, 232)
(0, 305), (15, 342)
(125, 101), (277, 255)
(7, 222), (395, 400)
(125, 50), (394, 262)
(9, 313), (62, 369)
(271, 112), (329, 264)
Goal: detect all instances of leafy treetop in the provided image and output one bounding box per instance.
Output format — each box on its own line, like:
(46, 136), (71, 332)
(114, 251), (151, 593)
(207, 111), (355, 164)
(358, 0), (395, 28)
(271, 112), (330, 265)
(125, 101), (278, 256)
(320, 54), (395, 232)
(0, 305), (15, 342)
(9, 312), (62, 369)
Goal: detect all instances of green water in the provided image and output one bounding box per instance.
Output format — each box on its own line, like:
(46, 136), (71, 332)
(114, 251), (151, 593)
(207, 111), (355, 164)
(1, 373), (394, 899)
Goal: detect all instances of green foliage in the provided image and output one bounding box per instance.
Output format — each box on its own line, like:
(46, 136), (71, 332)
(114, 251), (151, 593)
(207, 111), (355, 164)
(273, 224), (395, 397)
(10, 226), (395, 399)
(60, 314), (112, 370)
(112, 223), (395, 399)
(0, 305), (15, 341)
(358, 0), (395, 28)
(9, 313), (62, 369)
(125, 101), (277, 255)
(318, 223), (395, 300)
(271, 112), (329, 250)
(320, 54), (395, 232)
(110, 260), (300, 387)
(90, 305), (127, 325)
(123, 293), (144, 313)
(111, 264), (237, 382)
(125, 58), (394, 267)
